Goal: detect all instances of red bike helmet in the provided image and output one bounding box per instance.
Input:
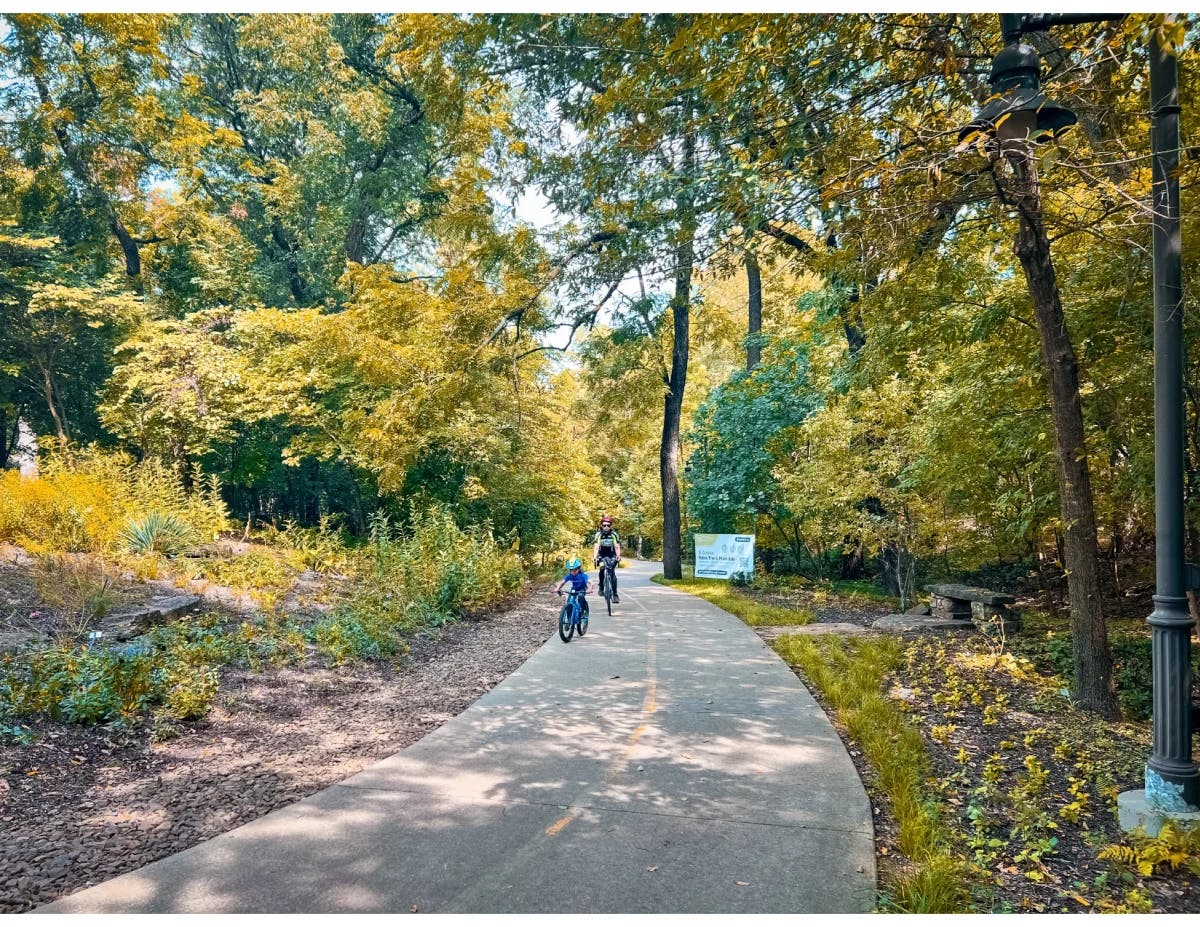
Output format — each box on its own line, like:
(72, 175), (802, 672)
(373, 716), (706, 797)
(600, 514), (613, 526)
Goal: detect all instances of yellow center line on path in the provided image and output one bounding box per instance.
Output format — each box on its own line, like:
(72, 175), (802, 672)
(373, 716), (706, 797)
(544, 613), (658, 838)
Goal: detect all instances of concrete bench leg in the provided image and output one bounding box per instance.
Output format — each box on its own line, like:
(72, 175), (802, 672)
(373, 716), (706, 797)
(971, 602), (1022, 635)
(930, 594), (972, 621)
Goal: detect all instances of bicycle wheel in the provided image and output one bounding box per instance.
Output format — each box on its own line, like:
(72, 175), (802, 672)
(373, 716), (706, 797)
(578, 606), (589, 636)
(601, 567), (613, 615)
(559, 603), (575, 642)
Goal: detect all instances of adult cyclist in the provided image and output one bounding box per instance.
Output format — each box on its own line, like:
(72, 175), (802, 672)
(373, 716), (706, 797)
(592, 515), (622, 604)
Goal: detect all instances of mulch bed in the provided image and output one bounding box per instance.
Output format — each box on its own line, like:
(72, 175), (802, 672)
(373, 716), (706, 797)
(0, 592), (556, 913)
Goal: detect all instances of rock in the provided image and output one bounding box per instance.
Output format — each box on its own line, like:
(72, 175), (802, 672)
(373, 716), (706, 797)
(102, 595), (202, 636)
(904, 603), (931, 616)
(103, 620), (141, 643)
(0, 543), (36, 567)
(873, 613), (975, 632)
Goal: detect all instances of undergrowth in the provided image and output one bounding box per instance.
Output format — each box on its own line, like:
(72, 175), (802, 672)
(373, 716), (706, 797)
(1, 503), (528, 732)
(0, 447), (228, 555)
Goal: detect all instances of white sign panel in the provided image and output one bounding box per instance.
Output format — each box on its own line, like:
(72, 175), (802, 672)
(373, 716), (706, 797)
(694, 533), (755, 580)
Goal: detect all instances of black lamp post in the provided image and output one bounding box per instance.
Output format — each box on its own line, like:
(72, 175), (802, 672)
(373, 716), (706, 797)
(961, 13), (1199, 824)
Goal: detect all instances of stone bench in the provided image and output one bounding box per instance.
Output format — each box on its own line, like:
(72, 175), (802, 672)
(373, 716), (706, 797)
(925, 583), (1020, 632)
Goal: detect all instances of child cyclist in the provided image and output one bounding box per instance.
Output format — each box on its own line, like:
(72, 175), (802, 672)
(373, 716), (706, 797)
(554, 557), (593, 619)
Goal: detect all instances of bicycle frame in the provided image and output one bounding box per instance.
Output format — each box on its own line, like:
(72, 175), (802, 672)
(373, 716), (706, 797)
(559, 588), (588, 642)
(597, 557), (617, 592)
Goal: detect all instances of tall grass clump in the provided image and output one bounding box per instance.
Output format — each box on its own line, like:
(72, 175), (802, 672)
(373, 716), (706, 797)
(120, 511), (197, 555)
(313, 506), (525, 665)
(366, 507), (523, 625)
(0, 447), (228, 556)
(772, 633), (978, 913)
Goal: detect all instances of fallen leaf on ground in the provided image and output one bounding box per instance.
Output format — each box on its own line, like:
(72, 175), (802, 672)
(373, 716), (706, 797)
(647, 866), (658, 872)
(736, 881), (749, 886)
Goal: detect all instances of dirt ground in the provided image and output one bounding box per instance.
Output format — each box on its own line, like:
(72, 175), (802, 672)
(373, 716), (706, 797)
(0, 593), (556, 913)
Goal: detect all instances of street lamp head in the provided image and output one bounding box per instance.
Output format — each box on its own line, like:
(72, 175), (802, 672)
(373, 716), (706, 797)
(958, 42), (1077, 148)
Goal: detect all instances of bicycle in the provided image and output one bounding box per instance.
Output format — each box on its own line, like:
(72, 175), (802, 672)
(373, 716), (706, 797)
(557, 588), (589, 643)
(596, 555), (618, 615)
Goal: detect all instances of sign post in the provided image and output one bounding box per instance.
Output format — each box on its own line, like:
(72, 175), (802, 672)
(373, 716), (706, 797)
(693, 533), (755, 580)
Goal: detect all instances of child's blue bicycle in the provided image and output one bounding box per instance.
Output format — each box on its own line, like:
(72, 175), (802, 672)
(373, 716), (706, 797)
(558, 589), (589, 643)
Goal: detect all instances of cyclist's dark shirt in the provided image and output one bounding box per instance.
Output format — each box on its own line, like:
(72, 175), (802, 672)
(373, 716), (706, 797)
(594, 529), (621, 555)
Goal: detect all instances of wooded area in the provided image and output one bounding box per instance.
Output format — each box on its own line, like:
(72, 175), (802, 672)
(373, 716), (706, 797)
(2, 13), (1198, 722)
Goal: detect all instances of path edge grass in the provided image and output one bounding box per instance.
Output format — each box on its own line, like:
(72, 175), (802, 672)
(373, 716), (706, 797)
(649, 573), (815, 626)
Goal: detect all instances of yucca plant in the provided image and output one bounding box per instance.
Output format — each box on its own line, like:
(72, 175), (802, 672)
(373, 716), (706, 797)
(121, 511), (197, 556)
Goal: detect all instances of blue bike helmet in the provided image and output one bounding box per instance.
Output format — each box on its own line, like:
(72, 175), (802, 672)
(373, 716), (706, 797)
(566, 557), (583, 570)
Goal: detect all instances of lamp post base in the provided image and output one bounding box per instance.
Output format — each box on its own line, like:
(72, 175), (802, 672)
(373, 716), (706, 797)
(1117, 787), (1200, 837)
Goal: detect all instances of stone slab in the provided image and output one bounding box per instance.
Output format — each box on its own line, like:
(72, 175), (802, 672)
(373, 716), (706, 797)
(0, 629), (42, 652)
(925, 583), (1015, 606)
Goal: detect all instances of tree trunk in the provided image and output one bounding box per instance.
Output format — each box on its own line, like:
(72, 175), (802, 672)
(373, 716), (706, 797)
(37, 362), (69, 443)
(660, 120), (697, 581)
(109, 212), (142, 283)
(746, 251), (763, 371)
(272, 219), (310, 305)
(0, 405), (11, 468)
(345, 213), (368, 266)
(1006, 146), (1119, 719)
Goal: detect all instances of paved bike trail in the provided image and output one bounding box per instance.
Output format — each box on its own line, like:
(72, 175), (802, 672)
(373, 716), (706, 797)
(39, 560), (876, 913)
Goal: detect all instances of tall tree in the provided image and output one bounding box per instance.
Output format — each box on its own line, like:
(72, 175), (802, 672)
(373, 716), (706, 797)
(3, 14), (170, 285)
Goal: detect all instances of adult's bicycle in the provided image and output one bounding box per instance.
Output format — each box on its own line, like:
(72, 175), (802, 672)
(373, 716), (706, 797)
(596, 556), (618, 615)
(557, 588), (589, 643)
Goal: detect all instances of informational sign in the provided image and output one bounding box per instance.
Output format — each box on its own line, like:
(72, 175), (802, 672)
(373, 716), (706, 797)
(693, 533), (755, 580)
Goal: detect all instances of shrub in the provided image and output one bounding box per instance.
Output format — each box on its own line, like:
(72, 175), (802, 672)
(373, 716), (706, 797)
(194, 549), (299, 605)
(32, 554), (122, 640)
(0, 613), (236, 727)
(121, 511), (197, 555)
(309, 610), (406, 666)
(356, 506), (524, 630)
(156, 661), (220, 721)
(17, 646), (157, 724)
(259, 515), (351, 574)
